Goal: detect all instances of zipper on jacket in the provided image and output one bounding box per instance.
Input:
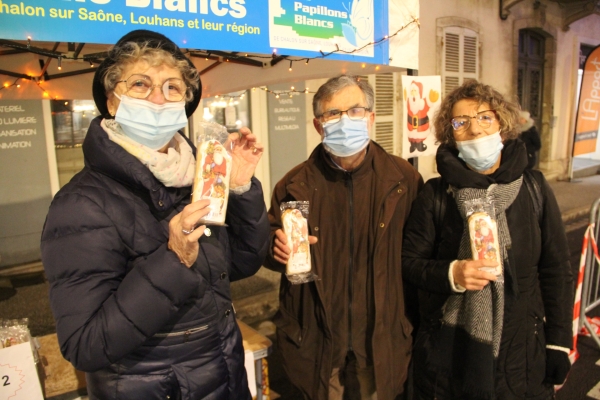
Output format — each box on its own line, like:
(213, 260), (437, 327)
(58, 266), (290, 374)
(346, 172), (354, 353)
(153, 325), (209, 340)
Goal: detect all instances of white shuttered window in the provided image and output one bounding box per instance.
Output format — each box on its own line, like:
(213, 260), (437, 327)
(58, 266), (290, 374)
(373, 73), (395, 154)
(443, 26), (479, 96)
(360, 73), (398, 155)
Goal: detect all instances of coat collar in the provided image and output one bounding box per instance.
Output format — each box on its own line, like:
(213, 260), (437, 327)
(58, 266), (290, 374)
(294, 142), (407, 188)
(82, 117), (190, 211)
(436, 139), (528, 189)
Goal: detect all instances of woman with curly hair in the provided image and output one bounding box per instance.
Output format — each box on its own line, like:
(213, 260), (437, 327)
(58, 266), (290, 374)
(402, 80), (573, 399)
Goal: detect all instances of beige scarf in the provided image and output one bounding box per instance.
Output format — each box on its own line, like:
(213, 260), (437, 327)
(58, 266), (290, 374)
(102, 119), (196, 188)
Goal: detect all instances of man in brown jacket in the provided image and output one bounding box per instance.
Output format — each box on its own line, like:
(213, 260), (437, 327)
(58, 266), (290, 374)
(265, 75), (423, 400)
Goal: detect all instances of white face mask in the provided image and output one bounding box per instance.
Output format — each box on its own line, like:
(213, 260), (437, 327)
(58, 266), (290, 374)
(114, 94), (187, 150)
(456, 131), (504, 172)
(321, 115), (370, 157)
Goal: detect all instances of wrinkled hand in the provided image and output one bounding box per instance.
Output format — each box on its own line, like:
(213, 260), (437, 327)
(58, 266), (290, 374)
(273, 228), (318, 265)
(168, 199), (211, 267)
(544, 348), (571, 385)
(225, 127), (264, 189)
(452, 259), (498, 290)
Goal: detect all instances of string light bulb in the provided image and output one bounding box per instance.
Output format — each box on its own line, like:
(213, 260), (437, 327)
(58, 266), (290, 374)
(58, 56), (62, 71)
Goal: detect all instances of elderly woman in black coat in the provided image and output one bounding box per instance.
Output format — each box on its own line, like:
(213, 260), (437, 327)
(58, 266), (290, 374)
(402, 80), (573, 400)
(41, 29), (269, 399)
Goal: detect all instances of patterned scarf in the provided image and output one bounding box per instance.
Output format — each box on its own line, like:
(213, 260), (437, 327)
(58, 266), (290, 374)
(102, 119), (195, 188)
(431, 175), (522, 399)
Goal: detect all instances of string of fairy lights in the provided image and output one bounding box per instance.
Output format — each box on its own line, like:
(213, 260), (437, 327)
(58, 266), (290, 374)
(0, 76), (56, 98)
(206, 16), (419, 69)
(209, 86), (313, 107)
(0, 17), (419, 101)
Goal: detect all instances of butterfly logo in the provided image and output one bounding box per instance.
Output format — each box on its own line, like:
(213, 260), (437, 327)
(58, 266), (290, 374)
(342, 0), (373, 47)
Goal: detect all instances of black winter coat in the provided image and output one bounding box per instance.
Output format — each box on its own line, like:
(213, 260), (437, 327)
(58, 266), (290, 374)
(41, 118), (270, 400)
(402, 140), (573, 399)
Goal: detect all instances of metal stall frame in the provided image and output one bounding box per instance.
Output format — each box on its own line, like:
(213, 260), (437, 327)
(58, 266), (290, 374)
(579, 197), (600, 348)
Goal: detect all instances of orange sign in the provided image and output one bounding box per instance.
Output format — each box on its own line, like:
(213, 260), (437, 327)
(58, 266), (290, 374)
(573, 45), (600, 156)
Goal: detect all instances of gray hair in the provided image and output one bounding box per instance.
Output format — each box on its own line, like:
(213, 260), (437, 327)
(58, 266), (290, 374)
(312, 75), (374, 117)
(102, 41), (200, 102)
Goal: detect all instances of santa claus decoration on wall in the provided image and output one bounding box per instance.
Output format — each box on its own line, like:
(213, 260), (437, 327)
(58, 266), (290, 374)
(401, 76), (441, 159)
(405, 80), (439, 152)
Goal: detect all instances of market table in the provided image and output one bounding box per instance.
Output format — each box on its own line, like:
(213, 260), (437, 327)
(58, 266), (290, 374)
(238, 320), (273, 400)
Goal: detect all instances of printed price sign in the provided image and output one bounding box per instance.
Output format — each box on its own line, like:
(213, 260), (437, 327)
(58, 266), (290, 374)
(0, 342), (44, 400)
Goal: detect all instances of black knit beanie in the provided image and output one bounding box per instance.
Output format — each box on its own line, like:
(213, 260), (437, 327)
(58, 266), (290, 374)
(92, 29), (201, 118)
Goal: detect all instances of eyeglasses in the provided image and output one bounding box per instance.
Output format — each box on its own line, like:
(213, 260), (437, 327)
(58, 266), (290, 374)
(116, 74), (188, 102)
(319, 106), (371, 123)
(450, 110), (497, 131)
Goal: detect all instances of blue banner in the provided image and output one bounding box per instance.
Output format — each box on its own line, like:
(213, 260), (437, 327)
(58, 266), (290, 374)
(0, 0), (389, 63)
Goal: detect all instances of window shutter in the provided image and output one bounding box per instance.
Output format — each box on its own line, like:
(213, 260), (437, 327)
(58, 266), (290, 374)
(371, 73), (396, 154)
(443, 27), (479, 96)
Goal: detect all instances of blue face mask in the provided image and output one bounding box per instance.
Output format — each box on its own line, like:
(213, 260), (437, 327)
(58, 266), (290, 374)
(322, 115), (370, 157)
(456, 131), (504, 172)
(114, 94), (187, 150)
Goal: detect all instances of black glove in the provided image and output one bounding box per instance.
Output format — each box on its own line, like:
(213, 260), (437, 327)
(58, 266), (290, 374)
(544, 348), (571, 385)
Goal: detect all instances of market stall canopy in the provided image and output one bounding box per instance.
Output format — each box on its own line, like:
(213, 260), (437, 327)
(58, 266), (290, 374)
(0, 0), (419, 100)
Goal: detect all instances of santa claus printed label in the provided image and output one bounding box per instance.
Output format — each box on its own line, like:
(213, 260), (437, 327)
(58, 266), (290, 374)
(280, 201), (318, 284)
(282, 207), (311, 275)
(192, 139), (232, 225)
(467, 211), (502, 276)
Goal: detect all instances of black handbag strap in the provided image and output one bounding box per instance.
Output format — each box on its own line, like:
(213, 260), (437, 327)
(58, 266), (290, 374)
(523, 169), (543, 226)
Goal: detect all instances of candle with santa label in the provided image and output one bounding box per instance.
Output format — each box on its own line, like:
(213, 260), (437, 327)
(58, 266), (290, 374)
(192, 122), (232, 225)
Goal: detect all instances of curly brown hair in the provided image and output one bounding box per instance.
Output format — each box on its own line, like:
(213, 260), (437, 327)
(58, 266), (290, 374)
(433, 80), (521, 147)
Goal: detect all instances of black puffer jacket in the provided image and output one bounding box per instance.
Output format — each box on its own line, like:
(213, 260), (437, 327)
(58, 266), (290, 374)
(402, 140), (573, 399)
(41, 118), (270, 400)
